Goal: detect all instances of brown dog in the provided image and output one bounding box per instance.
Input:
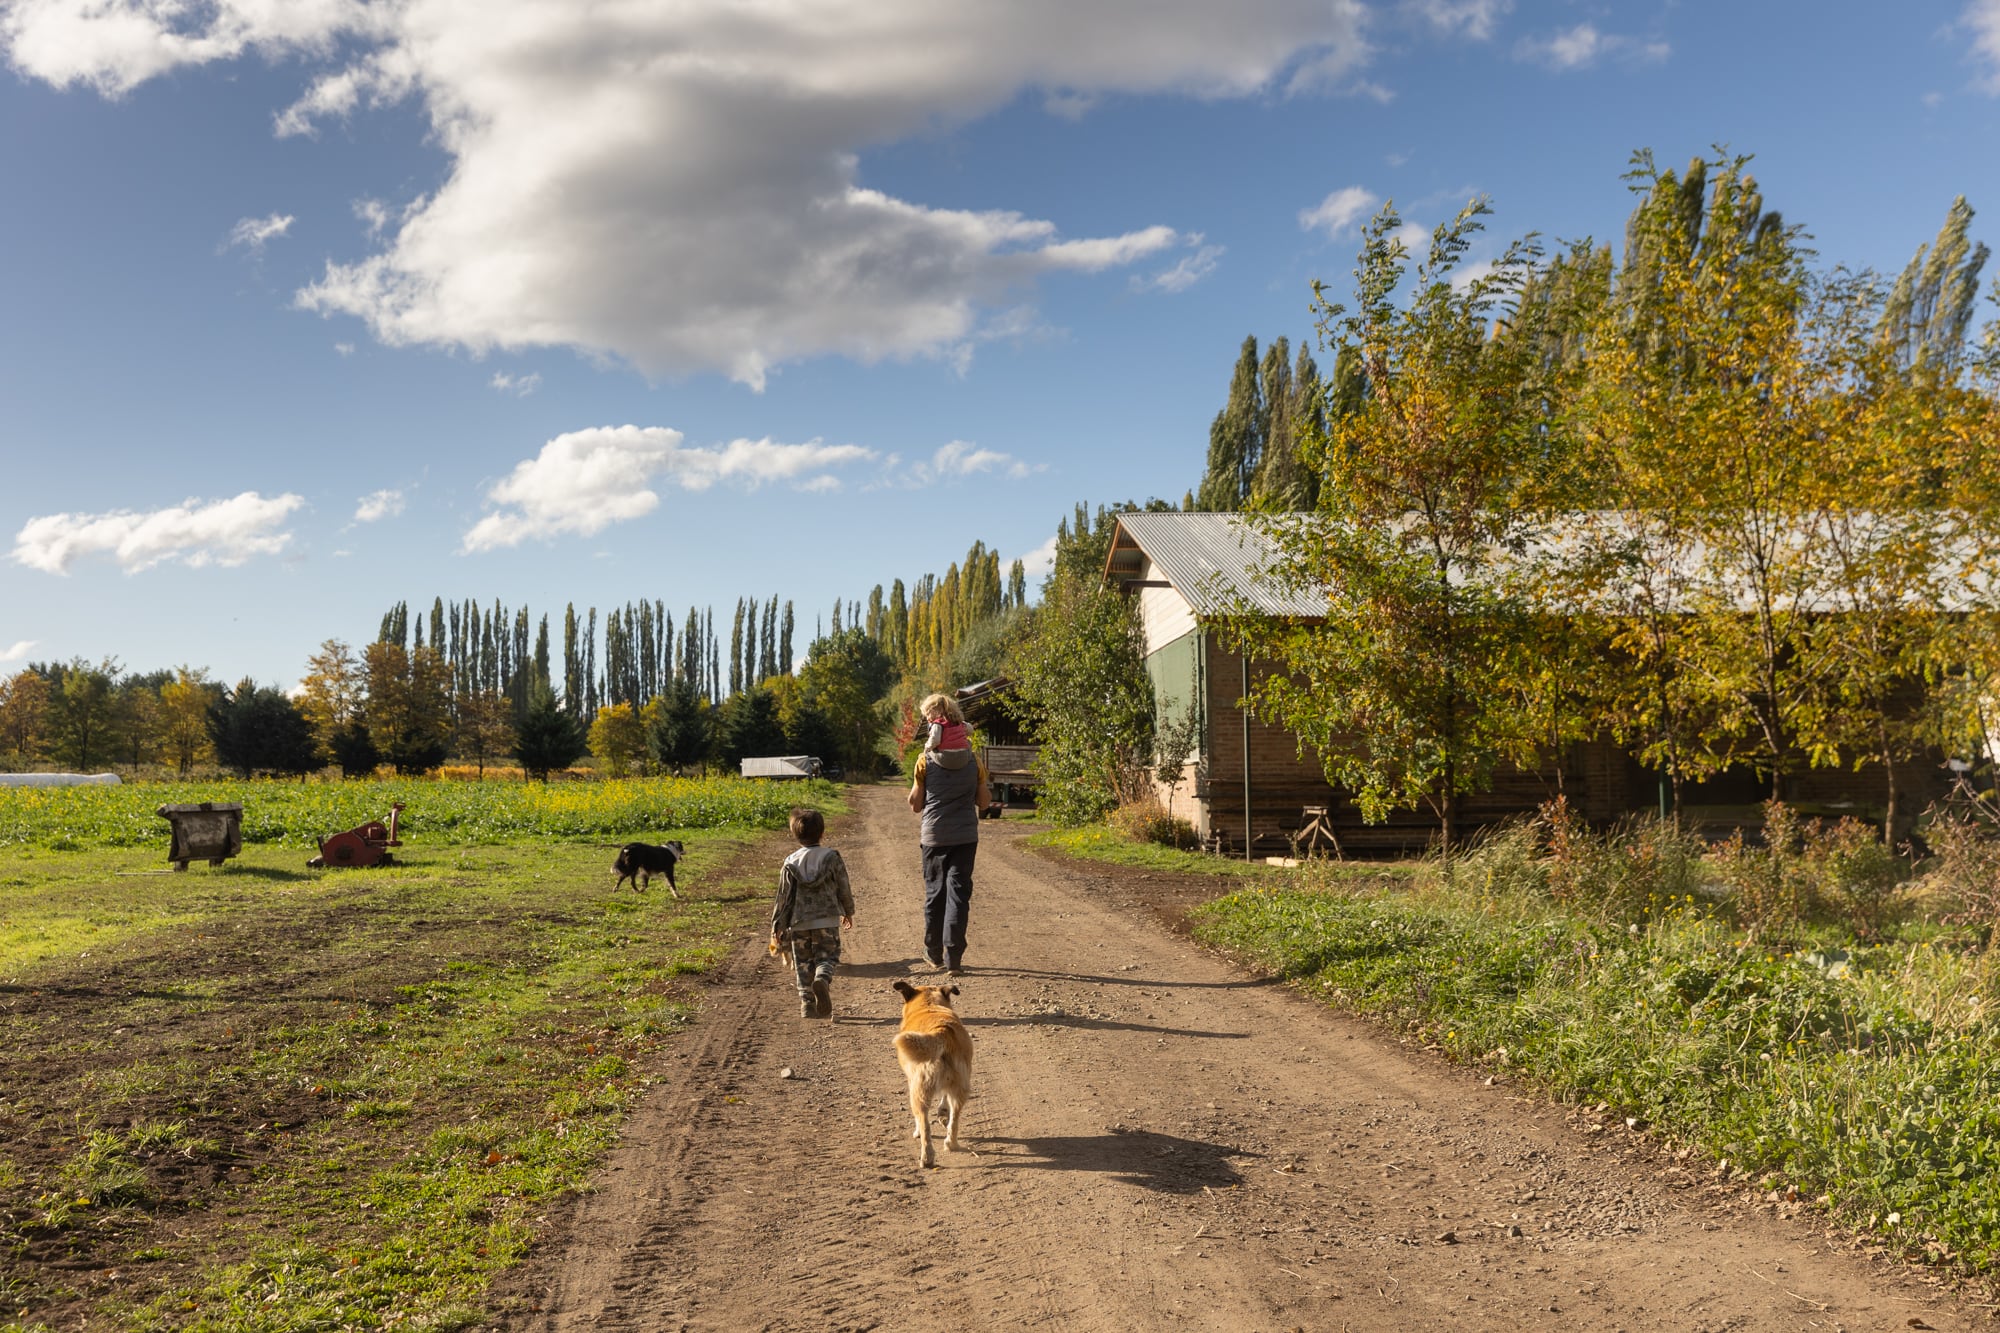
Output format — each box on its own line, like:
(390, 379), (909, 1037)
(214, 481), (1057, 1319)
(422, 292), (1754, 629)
(892, 980), (972, 1168)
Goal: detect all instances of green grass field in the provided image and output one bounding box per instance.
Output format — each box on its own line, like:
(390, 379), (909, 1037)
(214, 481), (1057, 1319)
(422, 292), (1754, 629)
(1190, 877), (2000, 1276)
(0, 777), (833, 1331)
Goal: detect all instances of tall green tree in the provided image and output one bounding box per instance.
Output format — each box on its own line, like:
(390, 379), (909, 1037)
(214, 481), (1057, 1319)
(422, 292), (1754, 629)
(1879, 195), (1990, 381)
(797, 628), (895, 772)
(1194, 336), (1265, 511)
(650, 679), (712, 775)
(1250, 342), (1327, 509)
(364, 642), (453, 775)
(208, 680), (320, 777)
(712, 687), (788, 767)
(1003, 557), (1153, 827)
(1237, 200), (1560, 855)
(515, 683), (586, 780)
(46, 658), (121, 771)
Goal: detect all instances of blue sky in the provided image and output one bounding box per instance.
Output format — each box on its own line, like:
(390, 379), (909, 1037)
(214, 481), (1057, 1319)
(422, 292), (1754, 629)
(2, 0), (1997, 689)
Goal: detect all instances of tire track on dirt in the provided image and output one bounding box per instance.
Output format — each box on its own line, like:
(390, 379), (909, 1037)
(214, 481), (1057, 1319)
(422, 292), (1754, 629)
(513, 787), (1977, 1331)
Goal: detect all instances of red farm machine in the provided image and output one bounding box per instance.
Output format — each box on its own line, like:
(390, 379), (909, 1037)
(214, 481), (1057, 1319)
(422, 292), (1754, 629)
(309, 803), (405, 869)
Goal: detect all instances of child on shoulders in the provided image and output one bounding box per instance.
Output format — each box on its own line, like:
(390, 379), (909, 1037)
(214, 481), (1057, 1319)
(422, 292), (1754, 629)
(920, 692), (970, 757)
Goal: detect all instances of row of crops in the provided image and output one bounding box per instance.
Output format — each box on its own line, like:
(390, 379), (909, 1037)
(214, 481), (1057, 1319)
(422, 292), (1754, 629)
(0, 776), (840, 849)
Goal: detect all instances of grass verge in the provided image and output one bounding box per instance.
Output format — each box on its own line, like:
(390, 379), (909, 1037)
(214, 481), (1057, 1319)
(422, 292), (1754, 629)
(0, 829), (789, 1331)
(1190, 876), (2000, 1276)
(1026, 822), (1412, 884)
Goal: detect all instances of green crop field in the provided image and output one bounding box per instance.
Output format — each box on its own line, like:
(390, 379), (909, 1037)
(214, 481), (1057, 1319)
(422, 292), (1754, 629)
(0, 775), (838, 851)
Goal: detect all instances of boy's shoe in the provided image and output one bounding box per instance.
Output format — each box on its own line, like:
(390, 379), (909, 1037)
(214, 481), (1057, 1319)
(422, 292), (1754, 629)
(811, 977), (832, 1018)
(799, 996), (816, 1018)
(922, 949), (944, 968)
(946, 957), (965, 976)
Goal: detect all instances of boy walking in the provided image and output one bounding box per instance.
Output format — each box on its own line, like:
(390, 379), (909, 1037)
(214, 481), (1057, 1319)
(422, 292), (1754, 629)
(771, 807), (855, 1018)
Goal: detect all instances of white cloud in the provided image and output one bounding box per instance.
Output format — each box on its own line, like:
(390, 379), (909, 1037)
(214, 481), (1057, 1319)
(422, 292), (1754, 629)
(0, 0), (369, 95)
(0, 639), (36, 662)
(12, 492), (306, 574)
(1515, 23), (1668, 70)
(1392, 220), (1434, 255)
(489, 371), (540, 396)
(1403, 0), (1510, 41)
(1448, 257), (1498, 292)
(2, 0), (1368, 390)
(463, 426), (877, 551)
(1134, 238), (1224, 293)
(353, 488), (404, 522)
(1299, 185), (1381, 237)
(1970, 0), (2000, 91)
(334, 341), (355, 356)
(1016, 533), (1060, 582)
(223, 212), (293, 253)
(911, 441), (1041, 484)
(353, 197), (391, 236)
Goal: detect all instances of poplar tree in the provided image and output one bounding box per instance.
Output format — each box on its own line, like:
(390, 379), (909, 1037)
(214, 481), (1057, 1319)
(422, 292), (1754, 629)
(729, 599), (745, 695)
(1194, 336), (1265, 511)
(681, 607), (703, 693)
(1250, 344), (1325, 510)
(563, 603), (582, 716)
(1879, 195), (1989, 381)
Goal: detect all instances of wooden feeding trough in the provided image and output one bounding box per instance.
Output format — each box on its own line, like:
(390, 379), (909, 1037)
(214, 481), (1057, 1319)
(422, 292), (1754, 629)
(156, 802), (244, 871)
(308, 803), (404, 869)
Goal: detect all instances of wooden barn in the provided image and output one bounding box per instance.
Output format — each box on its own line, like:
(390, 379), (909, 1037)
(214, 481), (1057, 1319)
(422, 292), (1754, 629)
(1102, 512), (1950, 857)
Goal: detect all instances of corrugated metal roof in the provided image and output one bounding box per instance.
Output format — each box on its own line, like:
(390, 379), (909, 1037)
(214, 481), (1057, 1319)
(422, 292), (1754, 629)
(1107, 512), (1324, 617)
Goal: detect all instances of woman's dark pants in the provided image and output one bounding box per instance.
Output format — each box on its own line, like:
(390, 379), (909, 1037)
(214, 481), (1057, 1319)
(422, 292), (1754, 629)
(921, 841), (977, 966)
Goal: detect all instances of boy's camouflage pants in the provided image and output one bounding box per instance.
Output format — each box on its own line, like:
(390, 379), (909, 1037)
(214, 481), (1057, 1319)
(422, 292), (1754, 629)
(786, 927), (841, 997)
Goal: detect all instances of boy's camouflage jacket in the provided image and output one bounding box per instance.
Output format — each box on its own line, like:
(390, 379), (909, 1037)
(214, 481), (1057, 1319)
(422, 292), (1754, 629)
(772, 845), (855, 935)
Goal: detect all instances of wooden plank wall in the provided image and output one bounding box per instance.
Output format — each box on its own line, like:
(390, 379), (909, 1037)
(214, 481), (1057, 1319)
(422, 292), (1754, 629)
(1192, 638), (1948, 855)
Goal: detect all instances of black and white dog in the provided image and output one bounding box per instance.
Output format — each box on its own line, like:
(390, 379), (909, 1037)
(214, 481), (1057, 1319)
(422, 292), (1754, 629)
(612, 840), (685, 896)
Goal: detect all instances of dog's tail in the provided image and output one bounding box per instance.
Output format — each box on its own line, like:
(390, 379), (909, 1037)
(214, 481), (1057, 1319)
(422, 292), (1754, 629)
(894, 1031), (971, 1100)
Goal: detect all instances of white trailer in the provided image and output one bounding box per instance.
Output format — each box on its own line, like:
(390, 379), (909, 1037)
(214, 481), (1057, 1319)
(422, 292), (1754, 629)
(740, 755), (823, 780)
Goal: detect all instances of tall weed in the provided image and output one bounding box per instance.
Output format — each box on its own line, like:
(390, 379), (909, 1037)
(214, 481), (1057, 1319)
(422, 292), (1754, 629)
(1418, 800), (1705, 926)
(1107, 796), (1198, 850)
(1712, 801), (1912, 936)
(1918, 812), (2000, 943)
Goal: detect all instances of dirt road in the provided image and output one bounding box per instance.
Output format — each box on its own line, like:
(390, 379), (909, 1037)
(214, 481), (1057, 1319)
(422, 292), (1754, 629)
(515, 786), (1977, 1331)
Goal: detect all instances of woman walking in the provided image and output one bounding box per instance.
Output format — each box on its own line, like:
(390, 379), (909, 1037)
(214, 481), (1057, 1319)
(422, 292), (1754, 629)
(907, 693), (990, 973)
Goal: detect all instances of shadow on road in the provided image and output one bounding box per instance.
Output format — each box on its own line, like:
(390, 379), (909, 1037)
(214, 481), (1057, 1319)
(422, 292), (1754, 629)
(973, 966), (1280, 991)
(843, 958), (931, 978)
(975, 1014), (1248, 1038)
(975, 1129), (1257, 1192)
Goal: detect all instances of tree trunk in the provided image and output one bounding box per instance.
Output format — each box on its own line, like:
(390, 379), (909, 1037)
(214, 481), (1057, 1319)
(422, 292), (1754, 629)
(1878, 716), (1898, 844)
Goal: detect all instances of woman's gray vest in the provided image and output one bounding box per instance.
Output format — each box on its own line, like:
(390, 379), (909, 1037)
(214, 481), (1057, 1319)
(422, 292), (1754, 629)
(919, 750), (981, 847)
